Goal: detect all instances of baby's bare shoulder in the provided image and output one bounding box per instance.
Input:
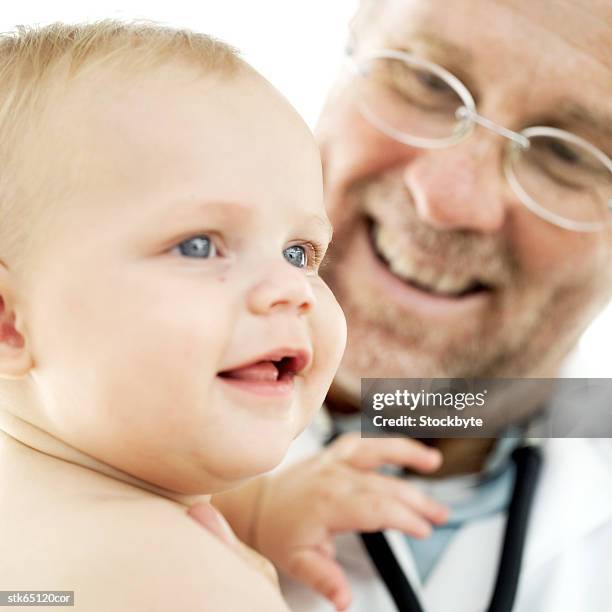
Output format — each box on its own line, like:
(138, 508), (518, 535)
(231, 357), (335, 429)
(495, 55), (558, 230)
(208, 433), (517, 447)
(3, 493), (287, 612)
(65, 497), (289, 612)
(0, 442), (287, 612)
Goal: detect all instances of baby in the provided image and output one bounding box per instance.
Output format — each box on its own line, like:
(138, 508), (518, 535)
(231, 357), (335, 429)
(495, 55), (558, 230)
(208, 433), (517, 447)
(0, 20), (447, 612)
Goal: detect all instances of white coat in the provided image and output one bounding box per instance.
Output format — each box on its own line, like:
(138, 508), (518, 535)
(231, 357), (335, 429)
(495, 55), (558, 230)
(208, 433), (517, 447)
(279, 413), (612, 612)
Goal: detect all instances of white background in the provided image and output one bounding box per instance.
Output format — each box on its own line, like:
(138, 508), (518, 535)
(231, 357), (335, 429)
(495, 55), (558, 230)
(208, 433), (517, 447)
(2, 0), (609, 376)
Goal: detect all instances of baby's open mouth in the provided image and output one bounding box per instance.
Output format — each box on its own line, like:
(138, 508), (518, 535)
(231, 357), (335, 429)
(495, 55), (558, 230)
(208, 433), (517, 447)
(216, 348), (311, 398)
(218, 357), (298, 382)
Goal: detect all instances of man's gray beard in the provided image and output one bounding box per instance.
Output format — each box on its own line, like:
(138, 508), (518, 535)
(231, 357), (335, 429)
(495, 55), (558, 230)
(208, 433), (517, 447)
(321, 173), (600, 388)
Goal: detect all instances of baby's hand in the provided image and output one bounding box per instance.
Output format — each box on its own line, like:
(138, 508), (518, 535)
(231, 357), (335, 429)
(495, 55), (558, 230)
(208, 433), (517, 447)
(253, 433), (449, 611)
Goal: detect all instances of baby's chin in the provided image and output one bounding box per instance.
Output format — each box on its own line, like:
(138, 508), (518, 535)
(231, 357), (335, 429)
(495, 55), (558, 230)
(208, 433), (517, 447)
(205, 442), (293, 488)
(138, 441), (293, 496)
(119, 400), (313, 494)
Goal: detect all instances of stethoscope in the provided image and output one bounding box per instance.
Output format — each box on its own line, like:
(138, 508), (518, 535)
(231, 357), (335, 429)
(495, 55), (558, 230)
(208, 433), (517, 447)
(326, 426), (543, 612)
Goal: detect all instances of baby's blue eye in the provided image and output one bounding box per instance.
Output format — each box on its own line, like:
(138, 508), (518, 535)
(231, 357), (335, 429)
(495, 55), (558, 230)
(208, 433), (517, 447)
(177, 235), (216, 258)
(283, 245), (307, 268)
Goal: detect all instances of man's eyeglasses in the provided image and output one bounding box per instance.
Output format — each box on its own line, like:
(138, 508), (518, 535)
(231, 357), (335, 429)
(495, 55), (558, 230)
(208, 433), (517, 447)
(346, 46), (612, 233)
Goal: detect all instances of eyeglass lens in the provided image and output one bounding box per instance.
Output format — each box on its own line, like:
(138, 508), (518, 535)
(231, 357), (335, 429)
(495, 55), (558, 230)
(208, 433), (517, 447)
(355, 54), (612, 228)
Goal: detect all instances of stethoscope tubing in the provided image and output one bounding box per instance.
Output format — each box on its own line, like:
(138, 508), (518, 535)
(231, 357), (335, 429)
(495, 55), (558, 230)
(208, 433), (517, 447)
(359, 444), (543, 612)
(325, 427), (543, 612)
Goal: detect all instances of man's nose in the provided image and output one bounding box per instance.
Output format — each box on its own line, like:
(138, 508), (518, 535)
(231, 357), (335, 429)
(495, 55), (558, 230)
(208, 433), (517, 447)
(246, 260), (316, 316)
(403, 138), (507, 233)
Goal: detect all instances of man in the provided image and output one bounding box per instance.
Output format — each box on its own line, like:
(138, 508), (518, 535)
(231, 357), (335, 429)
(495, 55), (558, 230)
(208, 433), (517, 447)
(193, 1), (611, 609)
(276, 0), (612, 610)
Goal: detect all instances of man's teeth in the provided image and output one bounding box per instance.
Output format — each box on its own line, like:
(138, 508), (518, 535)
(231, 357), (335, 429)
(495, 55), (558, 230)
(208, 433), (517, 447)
(371, 221), (480, 296)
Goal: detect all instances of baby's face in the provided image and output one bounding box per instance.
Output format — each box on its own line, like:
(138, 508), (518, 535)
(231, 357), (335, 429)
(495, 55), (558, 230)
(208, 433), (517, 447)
(19, 62), (346, 493)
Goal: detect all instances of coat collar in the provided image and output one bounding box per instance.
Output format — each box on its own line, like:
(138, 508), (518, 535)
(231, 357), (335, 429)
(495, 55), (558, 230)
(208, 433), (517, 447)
(522, 438), (612, 575)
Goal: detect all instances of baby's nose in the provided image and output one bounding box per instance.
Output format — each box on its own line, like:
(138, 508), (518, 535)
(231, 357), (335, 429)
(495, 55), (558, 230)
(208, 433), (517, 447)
(246, 261), (316, 316)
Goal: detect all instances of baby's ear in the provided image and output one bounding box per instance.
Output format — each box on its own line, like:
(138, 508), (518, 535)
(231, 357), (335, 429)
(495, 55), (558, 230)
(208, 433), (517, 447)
(0, 262), (33, 379)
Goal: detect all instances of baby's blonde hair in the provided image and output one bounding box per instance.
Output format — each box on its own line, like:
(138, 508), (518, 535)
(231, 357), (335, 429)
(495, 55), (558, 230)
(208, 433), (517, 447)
(0, 19), (243, 271)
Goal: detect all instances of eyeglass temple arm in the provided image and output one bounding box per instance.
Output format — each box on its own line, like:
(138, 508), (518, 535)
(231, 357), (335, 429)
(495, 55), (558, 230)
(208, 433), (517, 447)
(459, 108), (612, 214)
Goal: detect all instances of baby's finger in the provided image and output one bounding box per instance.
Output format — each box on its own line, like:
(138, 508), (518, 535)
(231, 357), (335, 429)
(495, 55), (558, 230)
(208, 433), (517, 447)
(286, 548), (351, 612)
(355, 471), (449, 524)
(327, 492), (434, 539)
(329, 433), (442, 473)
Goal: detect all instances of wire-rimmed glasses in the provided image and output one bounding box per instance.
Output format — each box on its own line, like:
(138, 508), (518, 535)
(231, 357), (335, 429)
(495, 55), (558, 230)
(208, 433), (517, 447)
(347, 47), (612, 233)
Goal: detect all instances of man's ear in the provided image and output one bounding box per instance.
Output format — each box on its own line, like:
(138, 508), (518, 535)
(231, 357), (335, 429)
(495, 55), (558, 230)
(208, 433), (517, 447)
(0, 262), (33, 379)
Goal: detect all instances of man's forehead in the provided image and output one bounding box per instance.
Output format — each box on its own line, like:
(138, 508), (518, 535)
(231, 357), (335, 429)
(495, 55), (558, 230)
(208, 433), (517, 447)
(367, 0), (612, 71)
(496, 0), (612, 70)
(499, 0), (612, 29)
(361, 0), (612, 138)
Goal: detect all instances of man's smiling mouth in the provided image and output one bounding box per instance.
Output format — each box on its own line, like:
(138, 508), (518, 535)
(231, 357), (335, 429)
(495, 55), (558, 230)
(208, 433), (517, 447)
(365, 215), (492, 299)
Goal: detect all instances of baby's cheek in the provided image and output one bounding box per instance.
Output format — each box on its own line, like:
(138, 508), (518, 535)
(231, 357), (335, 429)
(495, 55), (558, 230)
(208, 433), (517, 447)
(301, 280), (347, 412)
(313, 280), (347, 369)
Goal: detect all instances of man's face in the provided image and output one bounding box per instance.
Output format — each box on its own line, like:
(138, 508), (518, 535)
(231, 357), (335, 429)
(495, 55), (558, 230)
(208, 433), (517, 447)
(16, 62), (346, 494)
(317, 0), (612, 397)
